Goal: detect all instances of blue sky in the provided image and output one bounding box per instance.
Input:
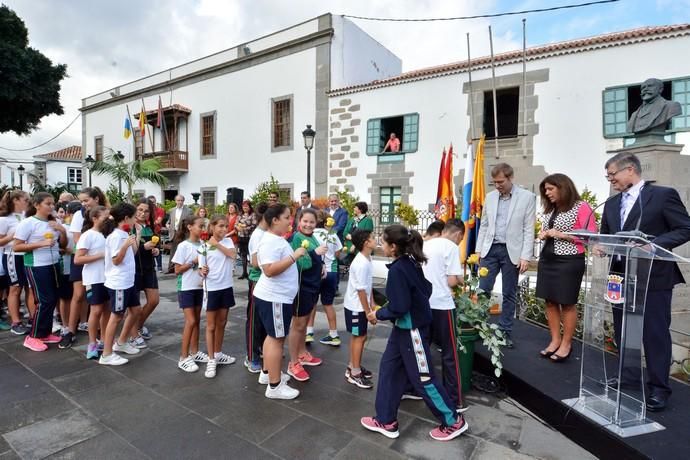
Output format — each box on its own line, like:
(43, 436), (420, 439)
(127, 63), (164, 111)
(1, 0), (689, 155)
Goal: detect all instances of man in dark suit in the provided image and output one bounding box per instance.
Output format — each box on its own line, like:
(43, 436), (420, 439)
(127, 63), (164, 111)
(600, 152), (690, 411)
(328, 193), (349, 243)
(166, 195), (193, 273)
(295, 191), (319, 226)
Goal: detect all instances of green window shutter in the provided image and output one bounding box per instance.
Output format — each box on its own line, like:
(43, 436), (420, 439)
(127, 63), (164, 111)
(380, 186), (402, 224)
(402, 113), (419, 153)
(602, 88), (627, 137)
(672, 79), (690, 130)
(366, 119), (383, 155)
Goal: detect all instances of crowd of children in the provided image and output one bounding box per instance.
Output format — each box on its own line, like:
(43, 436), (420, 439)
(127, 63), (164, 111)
(0, 186), (468, 442)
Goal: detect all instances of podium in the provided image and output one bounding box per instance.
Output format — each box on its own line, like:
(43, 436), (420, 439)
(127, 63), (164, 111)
(561, 232), (690, 437)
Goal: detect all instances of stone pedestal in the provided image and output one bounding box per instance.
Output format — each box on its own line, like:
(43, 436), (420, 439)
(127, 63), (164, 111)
(607, 142), (690, 371)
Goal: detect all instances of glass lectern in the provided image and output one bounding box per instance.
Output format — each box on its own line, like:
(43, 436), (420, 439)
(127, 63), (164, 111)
(562, 232), (689, 437)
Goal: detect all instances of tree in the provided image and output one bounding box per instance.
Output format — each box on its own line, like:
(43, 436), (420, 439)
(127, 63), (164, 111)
(0, 5), (67, 135)
(249, 175), (290, 205)
(91, 151), (168, 202)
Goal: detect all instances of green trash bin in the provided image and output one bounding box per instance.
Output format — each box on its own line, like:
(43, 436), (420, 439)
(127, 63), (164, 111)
(458, 328), (479, 393)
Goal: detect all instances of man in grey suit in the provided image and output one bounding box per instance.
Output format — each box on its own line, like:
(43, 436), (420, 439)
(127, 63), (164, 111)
(166, 194), (193, 273)
(475, 163), (536, 347)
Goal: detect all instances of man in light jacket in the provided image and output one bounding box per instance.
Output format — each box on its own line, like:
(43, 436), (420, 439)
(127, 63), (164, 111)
(475, 163), (536, 347)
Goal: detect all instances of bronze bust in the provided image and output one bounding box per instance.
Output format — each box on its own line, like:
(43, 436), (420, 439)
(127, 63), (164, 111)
(627, 78), (682, 134)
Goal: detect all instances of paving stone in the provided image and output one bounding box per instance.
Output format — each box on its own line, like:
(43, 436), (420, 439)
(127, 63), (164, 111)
(517, 417), (597, 460)
(334, 437), (405, 459)
(463, 401), (524, 450)
(3, 409), (104, 459)
(50, 365), (127, 396)
(0, 434), (10, 454)
(262, 415), (353, 459)
(130, 413), (277, 459)
(0, 450), (20, 460)
(0, 350), (12, 366)
(29, 352), (92, 380)
(472, 439), (535, 460)
(46, 431), (147, 459)
(391, 418), (477, 459)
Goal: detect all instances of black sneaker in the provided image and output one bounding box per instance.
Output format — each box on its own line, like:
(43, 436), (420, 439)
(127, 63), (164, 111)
(346, 366), (373, 380)
(10, 323), (28, 335)
(347, 372), (373, 389)
(58, 331), (75, 349)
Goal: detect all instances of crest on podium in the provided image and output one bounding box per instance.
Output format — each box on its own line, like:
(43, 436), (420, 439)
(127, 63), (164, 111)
(605, 274), (625, 304)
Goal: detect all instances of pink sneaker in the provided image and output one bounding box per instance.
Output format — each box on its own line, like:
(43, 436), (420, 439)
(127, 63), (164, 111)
(24, 336), (48, 352)
(429, 417), (469, 441)
(287, 362), (310, 382)
(41, 334), (62, 344)
(298, 351), (322, 367)
(360, 416), (399, 439)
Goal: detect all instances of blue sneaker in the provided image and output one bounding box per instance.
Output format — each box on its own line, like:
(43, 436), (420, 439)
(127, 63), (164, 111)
(96, 340), (104, 352)
(243, 357), (262, 373)
(0, 320), (11, 331)
(86, 343), (99, 360)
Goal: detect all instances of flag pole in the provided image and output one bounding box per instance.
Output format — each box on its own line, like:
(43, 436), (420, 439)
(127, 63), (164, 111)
(488, 25), (500, 159)
(141, 98), (154, 152)
(466, 33), (476, 142)
(522, 18), (528, 159)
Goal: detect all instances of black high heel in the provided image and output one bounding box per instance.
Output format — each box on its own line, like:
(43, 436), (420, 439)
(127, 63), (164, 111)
(550, 350), (571, 363)
(540, 349), (556, 358)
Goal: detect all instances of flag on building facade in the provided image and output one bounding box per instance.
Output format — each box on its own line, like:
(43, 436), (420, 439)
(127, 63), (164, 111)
(465, 135), (486, 259)
(434, 145), (455, 221)
(460, 142), (474, 262)
(123, 116), (132, 139)
(156, 97), (163, 128)
(139, 107), (146, 138)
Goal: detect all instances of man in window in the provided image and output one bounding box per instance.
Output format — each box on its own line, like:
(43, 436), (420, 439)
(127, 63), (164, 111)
(382, 132), (401, 153)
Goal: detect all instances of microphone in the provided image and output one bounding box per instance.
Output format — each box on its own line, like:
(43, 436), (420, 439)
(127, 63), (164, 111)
(580, 182), (633, 235)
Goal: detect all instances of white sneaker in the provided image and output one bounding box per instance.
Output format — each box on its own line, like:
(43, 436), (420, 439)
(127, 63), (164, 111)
(265, 380), (300, 400)
(129, 336), (147, 349)
(191, 351), (209, 363)
(178, 356), (199, 373)
(99, 353), (128, 366)
(258, 371), (291, 385)
(214, 352), (236, 365)
(113, 340), (141, 355)
(52, 321), (62, 334)
(204, 360), (217, 378)
(78, 322), (89, 332)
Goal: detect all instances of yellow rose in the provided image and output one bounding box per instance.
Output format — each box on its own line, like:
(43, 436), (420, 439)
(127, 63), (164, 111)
(478, 267), (489, 277)
(326, 217), (336, 228)
(44, 232), (53, 239)
(467, 254), (479, 265)
(301, 239), (310, 249)
(151, 236), (160, 245)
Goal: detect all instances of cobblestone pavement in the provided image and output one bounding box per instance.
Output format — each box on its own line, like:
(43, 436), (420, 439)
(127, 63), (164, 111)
(0, 269), (595, 459)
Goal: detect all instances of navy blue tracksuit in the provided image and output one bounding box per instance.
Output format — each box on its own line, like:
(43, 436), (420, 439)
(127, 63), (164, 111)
(374, 256), (457, 427)
(26, 264), (61, 338)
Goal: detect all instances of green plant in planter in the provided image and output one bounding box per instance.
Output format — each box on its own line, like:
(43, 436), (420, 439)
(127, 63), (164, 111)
(454, 264), (506, 378)
(394, 201), (419, 227)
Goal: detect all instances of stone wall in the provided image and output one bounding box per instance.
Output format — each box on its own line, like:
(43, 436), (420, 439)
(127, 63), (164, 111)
(328, 98), (361, 193)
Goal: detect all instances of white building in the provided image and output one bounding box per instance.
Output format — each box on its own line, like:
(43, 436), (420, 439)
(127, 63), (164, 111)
(32, 145), (83, 193)
(326, 24), (690, 217)
(80, 14), (401, 206)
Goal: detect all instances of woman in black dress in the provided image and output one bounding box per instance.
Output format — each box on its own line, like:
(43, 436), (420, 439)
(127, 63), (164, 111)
(536, 174), (597, 362)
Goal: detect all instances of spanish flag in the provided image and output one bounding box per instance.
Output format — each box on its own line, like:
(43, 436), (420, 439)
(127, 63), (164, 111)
(123, 116), (132, 139)
(434, 145), (455, 221)
(139, 107), (146, 138)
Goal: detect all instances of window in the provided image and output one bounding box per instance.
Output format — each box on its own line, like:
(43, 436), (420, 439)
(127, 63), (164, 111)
(603, 78), (689, 137)
(94, 136), (103, 161)
(483, 87), (519, 139)
(200, 111), (216, 158)
(272, 95), (293, 151)
(67, 167), (82, 185)
(201, 188), (216, 208)
(366, 113), (419, 156)
(133, 128), (144, 158)
(380, 186), (401, 224)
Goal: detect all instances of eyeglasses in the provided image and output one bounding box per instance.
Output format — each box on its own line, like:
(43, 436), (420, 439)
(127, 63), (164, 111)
(605, 166), (631, 180)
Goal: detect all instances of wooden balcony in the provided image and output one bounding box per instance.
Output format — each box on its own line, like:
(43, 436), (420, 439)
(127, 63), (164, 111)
(141, 150), (188, 173)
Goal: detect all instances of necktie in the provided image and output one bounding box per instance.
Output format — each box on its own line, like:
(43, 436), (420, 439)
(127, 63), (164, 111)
(620, 192), (630, 230)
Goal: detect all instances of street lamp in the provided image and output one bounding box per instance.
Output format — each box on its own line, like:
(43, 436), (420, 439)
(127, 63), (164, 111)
(17, 165), (25, 190)
(191, 192), (200, 205)
(85, 155), (95, 187)
(302, 124), (316, 195)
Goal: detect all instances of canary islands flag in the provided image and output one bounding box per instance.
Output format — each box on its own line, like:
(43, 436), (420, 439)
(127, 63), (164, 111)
(123, 116), (132, 139)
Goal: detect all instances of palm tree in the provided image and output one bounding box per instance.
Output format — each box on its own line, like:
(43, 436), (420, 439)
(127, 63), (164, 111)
(91, 150), (168, 201)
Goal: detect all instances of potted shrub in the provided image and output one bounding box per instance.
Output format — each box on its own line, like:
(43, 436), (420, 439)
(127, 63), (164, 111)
(454, 257), (506, 392)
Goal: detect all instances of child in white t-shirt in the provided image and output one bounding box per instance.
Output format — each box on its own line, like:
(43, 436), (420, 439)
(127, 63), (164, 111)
(201, 215), (237, 378)
(74, 206), (110, 360)
(99, 203), (140, 366)
(57, 201), (80, 337)
(343, 229), (377, 389)
(172, 215), (208, 373)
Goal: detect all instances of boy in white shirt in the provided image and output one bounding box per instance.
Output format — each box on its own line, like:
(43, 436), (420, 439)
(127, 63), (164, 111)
(422, 218), (465, 412)
(343, 229), (377, 389)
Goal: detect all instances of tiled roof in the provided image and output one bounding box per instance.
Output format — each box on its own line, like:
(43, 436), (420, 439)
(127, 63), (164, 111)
(34, 146), (82, 161)
(329, 24), (690, 96)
